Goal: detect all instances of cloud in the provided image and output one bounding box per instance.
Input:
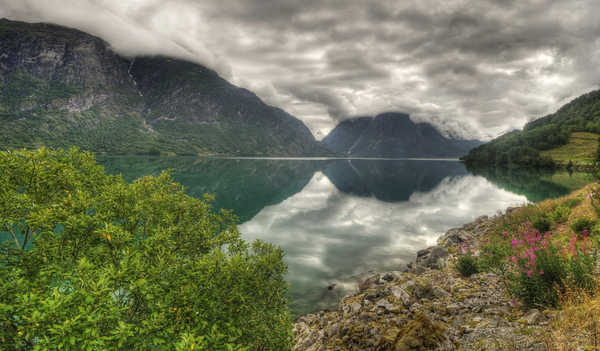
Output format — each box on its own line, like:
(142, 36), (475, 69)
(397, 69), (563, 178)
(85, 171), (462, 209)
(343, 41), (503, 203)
(2, 0), (600, 139)
(0, 0), (232, 77)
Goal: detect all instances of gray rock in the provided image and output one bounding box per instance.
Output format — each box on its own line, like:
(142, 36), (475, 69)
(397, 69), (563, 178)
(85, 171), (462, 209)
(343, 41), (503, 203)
(447, 303), (461, 315)
(432, 286), (451, 299)
(382, 271), (403, 282)
(374, 298), (395, 312)
(522, 309), (545, 325)
(410, 265), (427, 274)
(343, 302), (361, 315)
(438, 228), (472, 246)
(358, 274), (380, 291)
(326, 323), (339, 338)
(391, 285), (411, 306)
(416, 245), (450, 269)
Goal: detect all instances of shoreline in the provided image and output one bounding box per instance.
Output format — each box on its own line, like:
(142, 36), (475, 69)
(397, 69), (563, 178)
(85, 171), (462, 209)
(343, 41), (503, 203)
(293, 207), (552, 350)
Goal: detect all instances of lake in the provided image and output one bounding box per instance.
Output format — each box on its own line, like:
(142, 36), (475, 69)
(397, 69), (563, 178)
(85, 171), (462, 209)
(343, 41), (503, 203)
(98, 156), (595, 315)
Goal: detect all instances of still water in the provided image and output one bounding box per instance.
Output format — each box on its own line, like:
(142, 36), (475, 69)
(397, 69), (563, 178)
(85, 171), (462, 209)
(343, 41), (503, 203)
(98, 157), (595, 315)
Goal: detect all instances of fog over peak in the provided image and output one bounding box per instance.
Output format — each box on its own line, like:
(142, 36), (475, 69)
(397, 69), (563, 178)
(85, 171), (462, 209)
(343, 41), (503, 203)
(2, 0), (600, 140)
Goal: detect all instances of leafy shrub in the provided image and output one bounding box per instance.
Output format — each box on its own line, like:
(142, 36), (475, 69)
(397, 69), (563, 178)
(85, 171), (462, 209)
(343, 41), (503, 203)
(477, 239), (512, 273)
(571, 217), (598, 235)
(456, 254), (479, 277)
(494, 205), (545, 234)
(504, 223), (598, 307)
(550, 205), (571, 224)
(0, 148), (293, 350)
(532, 214), (552, 233)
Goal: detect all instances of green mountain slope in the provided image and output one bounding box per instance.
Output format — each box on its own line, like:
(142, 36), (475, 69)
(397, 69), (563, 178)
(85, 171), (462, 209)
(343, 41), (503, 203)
(0, 19), (325, 156)
(462, 89), (600, 167)
(540, 132), (599, 166)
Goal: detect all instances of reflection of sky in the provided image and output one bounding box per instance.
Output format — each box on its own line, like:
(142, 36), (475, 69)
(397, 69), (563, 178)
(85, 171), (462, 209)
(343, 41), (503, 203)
(240, 172), (527, 315)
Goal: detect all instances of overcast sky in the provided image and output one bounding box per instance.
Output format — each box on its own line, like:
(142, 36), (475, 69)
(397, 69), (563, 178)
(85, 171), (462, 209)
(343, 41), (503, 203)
(2, 0), (600, 140)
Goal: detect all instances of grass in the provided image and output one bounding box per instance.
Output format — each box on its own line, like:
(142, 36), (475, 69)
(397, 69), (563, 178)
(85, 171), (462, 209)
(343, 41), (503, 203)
(457, 183), (600, 347)
(541, 132), (599, 166)
(545, 286), (600, 350)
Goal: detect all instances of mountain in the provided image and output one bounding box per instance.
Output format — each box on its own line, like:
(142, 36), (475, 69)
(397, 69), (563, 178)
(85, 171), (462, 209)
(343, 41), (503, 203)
(0, 19), (325, 156)
(462, 89), (600, 167)
(322, 112), (482, 158)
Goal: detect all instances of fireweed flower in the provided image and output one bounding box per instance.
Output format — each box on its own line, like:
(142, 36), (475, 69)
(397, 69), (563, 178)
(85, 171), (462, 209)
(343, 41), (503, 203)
(569, 236), (577, 256)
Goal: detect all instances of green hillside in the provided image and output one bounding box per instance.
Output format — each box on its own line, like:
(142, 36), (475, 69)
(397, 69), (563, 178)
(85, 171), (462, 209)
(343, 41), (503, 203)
(462, 89), (600, 167)
(540, 132), (599, 166)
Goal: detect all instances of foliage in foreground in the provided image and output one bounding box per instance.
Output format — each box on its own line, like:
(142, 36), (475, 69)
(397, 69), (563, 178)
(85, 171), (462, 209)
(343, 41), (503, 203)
(456, 189), (600, 308)
(0, 148), (293, 350)
(503, 223), (597, 307)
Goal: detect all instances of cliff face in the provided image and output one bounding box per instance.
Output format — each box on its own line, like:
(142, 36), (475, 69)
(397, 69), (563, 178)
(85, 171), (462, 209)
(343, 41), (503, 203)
(322, 113), (482, 158)
(0, 19), (324, 156)
(130, 57), (321, 155)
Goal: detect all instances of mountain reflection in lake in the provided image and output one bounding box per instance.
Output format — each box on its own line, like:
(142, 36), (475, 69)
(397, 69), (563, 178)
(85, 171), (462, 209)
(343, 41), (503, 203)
(99, 157), (591, 315)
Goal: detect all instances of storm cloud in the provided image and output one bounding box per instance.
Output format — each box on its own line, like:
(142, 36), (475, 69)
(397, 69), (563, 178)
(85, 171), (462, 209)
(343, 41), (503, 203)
(2, 0), (600, 139)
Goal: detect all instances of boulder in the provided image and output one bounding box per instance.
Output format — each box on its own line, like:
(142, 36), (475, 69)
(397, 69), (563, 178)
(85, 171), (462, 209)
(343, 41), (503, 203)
(416, 246), (449, 270)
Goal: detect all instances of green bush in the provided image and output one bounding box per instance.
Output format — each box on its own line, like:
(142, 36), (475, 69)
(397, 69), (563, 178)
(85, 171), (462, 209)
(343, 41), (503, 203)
(532, 214), (552, 233)
(477, 240), (512, 273)
(571, 217), (598, 234)
(456, 255), (479, 277)
(0, 148), (293, 350)
(508, 240), (597, 307)
(550, 205), (571, 224)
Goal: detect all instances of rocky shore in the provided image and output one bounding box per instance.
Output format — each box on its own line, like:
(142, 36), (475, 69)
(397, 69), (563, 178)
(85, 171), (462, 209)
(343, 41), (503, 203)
(294, 213), (551, 351)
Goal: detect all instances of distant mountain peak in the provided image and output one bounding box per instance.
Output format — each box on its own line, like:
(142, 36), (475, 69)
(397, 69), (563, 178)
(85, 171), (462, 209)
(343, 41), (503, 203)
(322, 112), (482, 158)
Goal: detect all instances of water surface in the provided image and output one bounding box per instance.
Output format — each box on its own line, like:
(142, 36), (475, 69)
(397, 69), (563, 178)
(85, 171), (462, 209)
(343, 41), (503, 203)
(99, 156), (595, 314)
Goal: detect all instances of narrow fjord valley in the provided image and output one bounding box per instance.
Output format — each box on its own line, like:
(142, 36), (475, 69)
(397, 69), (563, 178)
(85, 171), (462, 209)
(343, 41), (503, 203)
(2, 2), (600, 350)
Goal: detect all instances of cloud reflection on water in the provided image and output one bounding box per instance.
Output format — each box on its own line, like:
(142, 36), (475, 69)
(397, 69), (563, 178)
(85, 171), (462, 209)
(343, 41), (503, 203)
(240, 170), (527, 314)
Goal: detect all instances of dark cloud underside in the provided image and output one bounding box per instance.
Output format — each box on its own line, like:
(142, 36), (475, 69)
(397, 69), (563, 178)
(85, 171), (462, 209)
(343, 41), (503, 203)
(2, 0), (599, 139)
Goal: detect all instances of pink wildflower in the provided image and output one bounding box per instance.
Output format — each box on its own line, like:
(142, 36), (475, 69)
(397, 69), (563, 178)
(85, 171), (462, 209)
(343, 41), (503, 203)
(569, 235), (577, 256)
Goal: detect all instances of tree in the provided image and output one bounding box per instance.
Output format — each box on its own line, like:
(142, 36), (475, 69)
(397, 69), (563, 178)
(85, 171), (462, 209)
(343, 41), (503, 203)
(0, 148), (293, 350)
